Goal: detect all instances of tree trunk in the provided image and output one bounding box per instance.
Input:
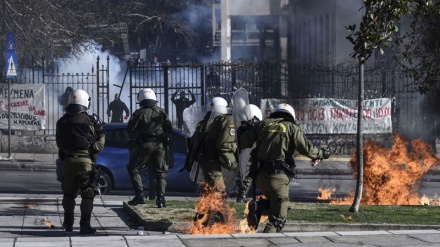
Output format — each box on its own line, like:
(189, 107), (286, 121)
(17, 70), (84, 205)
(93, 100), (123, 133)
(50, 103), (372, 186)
(350, 55), (365, 213)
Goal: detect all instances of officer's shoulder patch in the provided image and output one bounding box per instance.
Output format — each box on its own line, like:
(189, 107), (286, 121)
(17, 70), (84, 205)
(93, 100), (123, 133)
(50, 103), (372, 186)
(230, 127), (236, 136)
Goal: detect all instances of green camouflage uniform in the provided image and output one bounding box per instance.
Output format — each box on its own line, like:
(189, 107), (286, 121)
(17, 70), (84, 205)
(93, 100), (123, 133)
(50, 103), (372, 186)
(127, 105), (172, 200)
(239, 117), (325, 233)
(199, 114), (237, 193)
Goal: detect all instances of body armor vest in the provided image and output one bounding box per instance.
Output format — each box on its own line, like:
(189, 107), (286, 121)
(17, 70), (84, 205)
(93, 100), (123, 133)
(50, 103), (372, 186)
(58, 113), (95, 151)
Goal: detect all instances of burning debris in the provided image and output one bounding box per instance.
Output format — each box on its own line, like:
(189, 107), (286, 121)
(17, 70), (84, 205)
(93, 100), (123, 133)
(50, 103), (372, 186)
(186, 183), (262, 234)
(318, 133), (440, 205)
(34, 217), (55, 228)
(187, 183), (236, 234)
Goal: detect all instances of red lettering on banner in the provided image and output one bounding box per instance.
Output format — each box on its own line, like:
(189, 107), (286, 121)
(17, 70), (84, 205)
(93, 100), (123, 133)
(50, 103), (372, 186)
(296, 109), (305, 121)
(375, 107), (391, 117)
(9, 100), (29, 108)
(34, 109), (46, 116)
(308, 108), (325, 121)
(330, 108), (357, 119)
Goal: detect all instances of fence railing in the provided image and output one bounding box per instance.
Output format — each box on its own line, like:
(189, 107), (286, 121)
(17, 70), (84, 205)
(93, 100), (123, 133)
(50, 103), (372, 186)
(1, 57), (437, 147)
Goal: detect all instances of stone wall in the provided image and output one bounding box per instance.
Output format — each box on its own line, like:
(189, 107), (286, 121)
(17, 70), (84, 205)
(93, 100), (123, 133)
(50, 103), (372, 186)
(0, 133), (57, 154)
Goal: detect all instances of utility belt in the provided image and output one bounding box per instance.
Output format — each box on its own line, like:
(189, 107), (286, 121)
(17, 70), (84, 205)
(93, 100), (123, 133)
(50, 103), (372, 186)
(259, 160), (287, 174)
(138, 134), (165, 143)
(60, 154), (91, 160)
(258, 159), (297, 178)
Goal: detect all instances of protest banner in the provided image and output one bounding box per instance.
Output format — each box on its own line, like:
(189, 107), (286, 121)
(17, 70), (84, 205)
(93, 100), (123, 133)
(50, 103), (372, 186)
(261, 98), (392, 134)
(0, 84), (46, 130)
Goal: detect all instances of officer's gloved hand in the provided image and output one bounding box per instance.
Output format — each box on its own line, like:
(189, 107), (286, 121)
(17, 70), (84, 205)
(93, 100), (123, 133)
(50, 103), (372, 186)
(321, 148), (330, 159)
(310, 158), (321, 167)
(237, 120), (253, 139)
(124, 115), (129, 119)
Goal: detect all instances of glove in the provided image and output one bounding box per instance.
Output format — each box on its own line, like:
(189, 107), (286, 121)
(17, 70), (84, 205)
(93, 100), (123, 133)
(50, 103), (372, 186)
(218, 152), (237, 171)
(310, 158), (322, 167)
(124, 115), (129, 119)
(237, 121), (253, 139)
(321, 148), (330, 159)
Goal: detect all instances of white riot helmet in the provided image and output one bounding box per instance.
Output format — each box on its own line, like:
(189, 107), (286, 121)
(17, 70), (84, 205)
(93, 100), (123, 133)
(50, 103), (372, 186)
(208, 96), (227, 111)
(273, 103), (296, 120)
(137, 88), (157, 107)
(239, 104), (263, 122)
(68, 89), (90, 108)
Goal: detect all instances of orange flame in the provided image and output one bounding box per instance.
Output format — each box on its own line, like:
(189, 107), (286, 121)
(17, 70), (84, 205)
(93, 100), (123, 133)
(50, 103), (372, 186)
(187, 183), (236, 234)
(317, 188), (336, 200)
(331, 133), (439, 205)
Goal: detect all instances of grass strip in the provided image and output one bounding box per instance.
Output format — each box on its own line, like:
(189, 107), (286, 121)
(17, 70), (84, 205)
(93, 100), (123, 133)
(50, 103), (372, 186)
(133, 200), (440, 225)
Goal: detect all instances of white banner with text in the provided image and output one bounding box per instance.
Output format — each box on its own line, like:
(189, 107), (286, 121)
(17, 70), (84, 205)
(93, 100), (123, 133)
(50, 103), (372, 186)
(0, 84), (46, 130)
(260, 98), (392, 134)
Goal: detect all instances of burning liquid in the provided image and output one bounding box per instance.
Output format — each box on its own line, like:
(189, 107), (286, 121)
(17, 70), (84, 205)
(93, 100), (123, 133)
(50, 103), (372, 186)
(186, 183), (261, 234)
(318, 133), (439, 205)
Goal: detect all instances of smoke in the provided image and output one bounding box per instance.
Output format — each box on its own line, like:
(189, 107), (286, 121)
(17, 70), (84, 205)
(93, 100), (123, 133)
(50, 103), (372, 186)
(55, 41), (129, 122)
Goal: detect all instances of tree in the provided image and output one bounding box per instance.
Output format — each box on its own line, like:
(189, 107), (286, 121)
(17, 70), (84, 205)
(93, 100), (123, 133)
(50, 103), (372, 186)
(0, 0), (132, 75)
(394, 1), (440, 94)
(0, 0), (211, 73)
(126, 0), (212, 61)
(345, 0), (428, 213)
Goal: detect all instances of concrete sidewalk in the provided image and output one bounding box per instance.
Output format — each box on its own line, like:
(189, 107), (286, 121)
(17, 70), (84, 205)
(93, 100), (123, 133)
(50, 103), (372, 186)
(1, 194), (440, 246)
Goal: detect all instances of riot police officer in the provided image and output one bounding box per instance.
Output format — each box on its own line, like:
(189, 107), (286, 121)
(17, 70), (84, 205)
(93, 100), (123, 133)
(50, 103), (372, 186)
(235, 104), (263, 203)
(127, 88), (172, 208)
(56, 89), (105, 234)
(188, 97), (237, 226)
(201, 102), (238, 193)
(185, 97), (229, 172)
(238, 103), (330, 233)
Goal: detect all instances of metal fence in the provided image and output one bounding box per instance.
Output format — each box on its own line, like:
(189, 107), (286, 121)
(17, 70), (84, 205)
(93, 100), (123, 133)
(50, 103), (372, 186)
(289, 61), (439, 145)
(2, 56), (437, 146)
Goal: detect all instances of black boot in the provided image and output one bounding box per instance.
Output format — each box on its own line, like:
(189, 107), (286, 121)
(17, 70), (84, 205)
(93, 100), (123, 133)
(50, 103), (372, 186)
(63, 213), (74, 232)
(236, 192), (249, 203)
(128, 193), (146, 205)
(156, 195), (166, 208)
(80, 214), (96, 234)
(247, 198), (270, 230)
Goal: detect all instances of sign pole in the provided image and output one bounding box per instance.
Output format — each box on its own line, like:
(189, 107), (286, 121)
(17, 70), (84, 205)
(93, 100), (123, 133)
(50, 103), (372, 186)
(4, 32), (17, 161)
(7, 78), (11, 159)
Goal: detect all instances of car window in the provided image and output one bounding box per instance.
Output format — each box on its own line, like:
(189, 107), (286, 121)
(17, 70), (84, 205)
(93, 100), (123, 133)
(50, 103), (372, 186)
(170, 131), (187, 153)
(104, 128), (129, 148)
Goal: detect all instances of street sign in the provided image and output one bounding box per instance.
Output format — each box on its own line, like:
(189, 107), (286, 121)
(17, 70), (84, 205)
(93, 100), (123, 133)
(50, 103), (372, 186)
(5, 32), (17, 79)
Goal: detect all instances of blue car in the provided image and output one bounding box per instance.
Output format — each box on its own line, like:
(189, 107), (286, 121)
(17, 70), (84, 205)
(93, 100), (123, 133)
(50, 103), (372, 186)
(56, 123), (195, 195)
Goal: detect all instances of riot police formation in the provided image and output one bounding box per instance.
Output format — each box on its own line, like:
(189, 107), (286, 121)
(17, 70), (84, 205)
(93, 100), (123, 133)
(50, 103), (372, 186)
(107, 93), (130, 123)
(56, 89), (105, 234)
(127, 88), (173, 208)
(238, 103), (330, 233)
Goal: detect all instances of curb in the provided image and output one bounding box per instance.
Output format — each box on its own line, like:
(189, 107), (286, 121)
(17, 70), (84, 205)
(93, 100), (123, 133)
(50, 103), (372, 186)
(0, 161), (55, 171)
(123, 201), (440, 233)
